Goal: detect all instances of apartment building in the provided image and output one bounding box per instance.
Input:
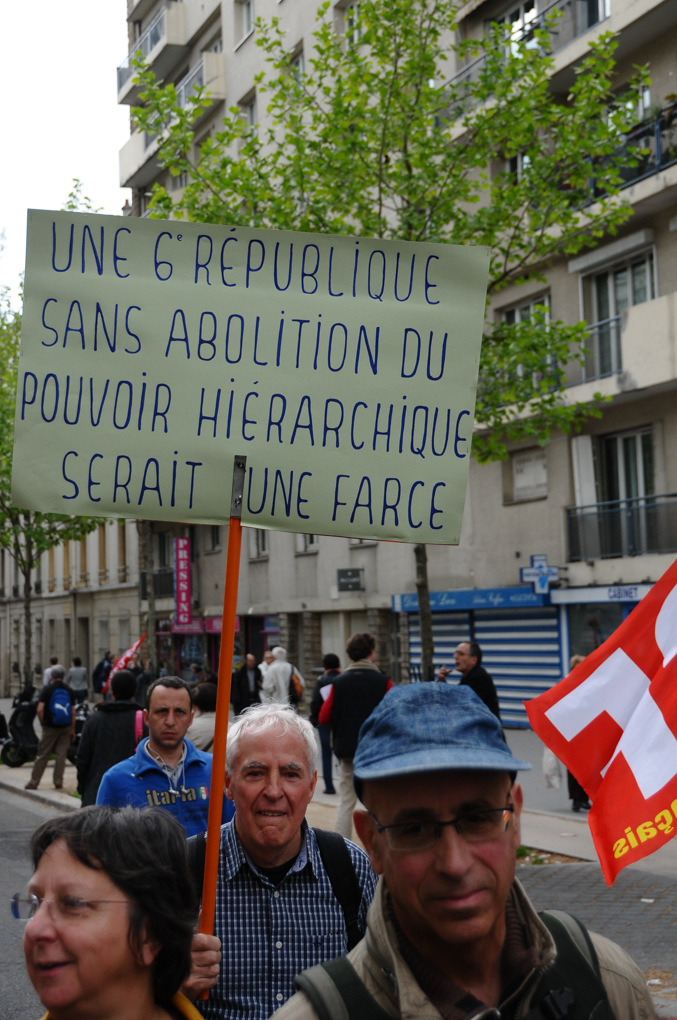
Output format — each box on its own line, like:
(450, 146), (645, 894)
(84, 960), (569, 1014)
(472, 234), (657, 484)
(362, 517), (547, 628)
(27, 0), (670, 718)
(0, 521), (139, 696)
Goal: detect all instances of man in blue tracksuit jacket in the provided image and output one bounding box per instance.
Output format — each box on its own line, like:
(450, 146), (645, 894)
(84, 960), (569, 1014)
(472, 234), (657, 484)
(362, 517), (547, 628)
(96, 676), (234, 836)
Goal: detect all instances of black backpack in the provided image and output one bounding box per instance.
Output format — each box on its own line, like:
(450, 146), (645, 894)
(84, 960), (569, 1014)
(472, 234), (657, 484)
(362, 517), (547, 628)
(187, 826), (364, 951)
(294, 909), (616, 1020)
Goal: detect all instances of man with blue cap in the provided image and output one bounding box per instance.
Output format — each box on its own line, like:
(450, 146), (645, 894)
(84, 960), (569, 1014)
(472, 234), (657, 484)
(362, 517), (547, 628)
(275, 685), (654, 1020)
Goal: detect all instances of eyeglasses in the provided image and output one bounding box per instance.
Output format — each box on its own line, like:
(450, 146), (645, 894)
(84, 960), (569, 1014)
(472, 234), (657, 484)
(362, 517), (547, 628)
(371, 804), (515, 852)
(11, 893), (129, 923)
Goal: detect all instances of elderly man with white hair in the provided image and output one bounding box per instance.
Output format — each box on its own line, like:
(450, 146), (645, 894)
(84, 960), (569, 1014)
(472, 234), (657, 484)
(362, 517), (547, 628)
(182, 704), (377, 1020)
(262, 646), (305, 705)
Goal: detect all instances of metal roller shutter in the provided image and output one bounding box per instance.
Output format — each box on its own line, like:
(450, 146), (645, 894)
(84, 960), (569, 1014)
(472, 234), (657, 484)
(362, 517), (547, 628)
(408, 607), (562, 727)
(474, 608), (562, 727)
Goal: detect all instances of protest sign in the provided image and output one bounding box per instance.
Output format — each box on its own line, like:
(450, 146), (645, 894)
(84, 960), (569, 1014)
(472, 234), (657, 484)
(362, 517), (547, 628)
(13, 211), (489, 544)
(527, 557), (677, 884)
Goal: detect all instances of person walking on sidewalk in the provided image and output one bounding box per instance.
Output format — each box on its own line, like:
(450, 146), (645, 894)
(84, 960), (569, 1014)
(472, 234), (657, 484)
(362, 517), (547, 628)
(262, 646), (304, 706)
(76, 669), (142, 806)
(66, 656), (89, 705)
(42, 655), (58, 687)
(25, 665), (75, 791)
(319, 633), (391, 838)
(309, 654), (341, 795)
(278, 684), (656, 1020)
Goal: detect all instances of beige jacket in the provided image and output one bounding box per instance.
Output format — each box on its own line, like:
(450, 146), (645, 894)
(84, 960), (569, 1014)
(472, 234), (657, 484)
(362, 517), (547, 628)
(274, 878), (655, 1020)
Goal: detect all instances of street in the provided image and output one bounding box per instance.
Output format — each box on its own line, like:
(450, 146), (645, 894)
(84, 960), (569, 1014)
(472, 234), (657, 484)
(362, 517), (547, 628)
(0, 787), (62, 1020)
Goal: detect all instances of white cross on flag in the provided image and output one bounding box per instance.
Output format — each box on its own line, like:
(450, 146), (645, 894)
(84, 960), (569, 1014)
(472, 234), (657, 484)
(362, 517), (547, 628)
(526, 558), (677, 884)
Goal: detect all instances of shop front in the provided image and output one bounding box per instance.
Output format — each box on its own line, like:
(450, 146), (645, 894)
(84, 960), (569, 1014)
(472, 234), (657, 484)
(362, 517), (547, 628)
(171, 616), (242, 678)
(394, 582), (653, 727)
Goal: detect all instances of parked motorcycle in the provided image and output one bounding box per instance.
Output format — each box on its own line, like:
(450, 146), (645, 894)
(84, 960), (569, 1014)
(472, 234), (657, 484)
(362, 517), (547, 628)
(1, 686), (39, 767)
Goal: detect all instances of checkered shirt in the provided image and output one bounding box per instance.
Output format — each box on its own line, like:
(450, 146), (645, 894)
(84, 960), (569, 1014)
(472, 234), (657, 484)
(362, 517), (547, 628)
(198, 819), (377, 1020)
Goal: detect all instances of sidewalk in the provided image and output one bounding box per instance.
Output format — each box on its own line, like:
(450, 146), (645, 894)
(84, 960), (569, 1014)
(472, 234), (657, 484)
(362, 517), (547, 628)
(0, 761), (79, 812)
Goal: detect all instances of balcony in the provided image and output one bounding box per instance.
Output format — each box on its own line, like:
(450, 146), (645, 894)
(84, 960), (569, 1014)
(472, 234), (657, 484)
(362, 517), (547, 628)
(449, 0), (609, 105)
(127, 0), (162, 20)
(568, 493), (677, 561)
(593, 105), (677, 196)
(119, 129), (161, 189)
(117, 2), (187, 105)
(119, 53), (225, 188)
(140, 569), (175, 599)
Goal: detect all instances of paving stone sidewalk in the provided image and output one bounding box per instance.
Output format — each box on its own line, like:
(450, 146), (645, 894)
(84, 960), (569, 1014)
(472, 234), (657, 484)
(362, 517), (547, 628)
(518, 863), (677, 1017)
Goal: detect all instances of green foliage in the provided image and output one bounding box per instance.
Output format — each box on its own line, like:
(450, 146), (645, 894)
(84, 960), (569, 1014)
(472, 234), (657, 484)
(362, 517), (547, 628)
(129, 0), (648, 457)
(0, 291), (97, 569)
(62, 178), (103, 213)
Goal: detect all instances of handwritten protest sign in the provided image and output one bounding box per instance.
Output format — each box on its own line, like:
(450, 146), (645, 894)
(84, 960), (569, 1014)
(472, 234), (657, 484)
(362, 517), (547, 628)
(13, 211), (489, 543)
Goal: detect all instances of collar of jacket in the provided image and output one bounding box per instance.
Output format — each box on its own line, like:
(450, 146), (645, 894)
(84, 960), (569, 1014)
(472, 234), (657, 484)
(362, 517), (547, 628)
(95, 700), (139, 714)
(344, 659), (382, 673)
(360, 877), (556, 1019)
(130, 737), (208, 777)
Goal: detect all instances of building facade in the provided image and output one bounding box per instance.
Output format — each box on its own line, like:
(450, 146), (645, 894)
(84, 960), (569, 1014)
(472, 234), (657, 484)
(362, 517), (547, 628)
(7, 0), (670, 712)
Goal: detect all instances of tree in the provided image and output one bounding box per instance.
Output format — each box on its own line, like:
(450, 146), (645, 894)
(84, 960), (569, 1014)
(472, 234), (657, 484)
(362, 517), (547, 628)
(130, 0), (647, 674)
(0, 290), (97, 690)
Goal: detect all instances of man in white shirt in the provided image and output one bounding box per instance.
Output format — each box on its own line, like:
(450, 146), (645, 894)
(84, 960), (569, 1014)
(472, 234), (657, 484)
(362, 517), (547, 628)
(43, 656), (58, 686)
(262, 647), (304, 705)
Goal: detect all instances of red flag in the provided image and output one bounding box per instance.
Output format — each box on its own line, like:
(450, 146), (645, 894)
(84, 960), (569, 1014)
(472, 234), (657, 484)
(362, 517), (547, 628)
(526, 558), (677, 884)
(101, 633), (147, 695)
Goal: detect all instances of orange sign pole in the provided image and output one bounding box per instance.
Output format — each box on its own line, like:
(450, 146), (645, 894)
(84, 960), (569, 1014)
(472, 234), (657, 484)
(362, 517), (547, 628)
(199, 455), (246, 997)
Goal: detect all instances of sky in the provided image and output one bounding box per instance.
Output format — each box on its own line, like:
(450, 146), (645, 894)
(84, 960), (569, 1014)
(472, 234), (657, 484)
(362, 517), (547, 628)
(0, 1), (131, 307)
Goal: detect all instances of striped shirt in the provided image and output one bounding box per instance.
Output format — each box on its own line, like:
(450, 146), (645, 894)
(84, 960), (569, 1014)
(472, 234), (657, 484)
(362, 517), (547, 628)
(199, 819), (378, 1020)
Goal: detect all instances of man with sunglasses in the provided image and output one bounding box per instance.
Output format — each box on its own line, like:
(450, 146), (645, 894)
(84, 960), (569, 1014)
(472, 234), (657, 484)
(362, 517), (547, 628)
(276, 684), (655, 1020)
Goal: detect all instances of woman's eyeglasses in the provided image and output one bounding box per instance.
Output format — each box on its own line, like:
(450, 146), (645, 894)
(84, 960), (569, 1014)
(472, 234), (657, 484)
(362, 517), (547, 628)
(11, 893), (129, 923)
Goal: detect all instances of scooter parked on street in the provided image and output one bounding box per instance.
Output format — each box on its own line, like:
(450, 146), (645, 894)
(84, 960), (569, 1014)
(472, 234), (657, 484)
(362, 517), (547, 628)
(1, 686), (39, 767)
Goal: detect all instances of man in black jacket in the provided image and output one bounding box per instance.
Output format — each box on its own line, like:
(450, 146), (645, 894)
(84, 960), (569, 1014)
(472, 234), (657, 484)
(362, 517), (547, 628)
(318, 633), (391, 838)
(76, 669), (141, 805)
(231, 653), (263, 715)
(440, 640), (501, 720)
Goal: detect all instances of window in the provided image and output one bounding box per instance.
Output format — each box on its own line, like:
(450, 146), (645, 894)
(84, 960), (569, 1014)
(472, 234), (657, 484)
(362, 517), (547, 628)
(502, 293), (549, 325)
(345, 2), (360, 44)
(119, 616), (130, 654)
(48, 548), (56, 592)
(79, 539), (88, 586)
(511, 447), (548, 502)
(249, 528), (269, 559)
(98, 618), (109, 658)
(291, 51), (304, 80)
(98, 524), (108, 585)
(208, 525), (221, 552)
(244, 97), (257, 131)
(158, 532), (171, 568)
(506, 151), (530, 180)
(236, 0), (254, 39)
(599, 427), (654, 504)
(584, 251), (654, 379)
(208, 35), (223, 53)
(63, 541), (71, 590)
(296, 533), (318, 553)
(172, 170), (188, 190)
(118, 522), (127, 583)
(494, 0), (538, 50)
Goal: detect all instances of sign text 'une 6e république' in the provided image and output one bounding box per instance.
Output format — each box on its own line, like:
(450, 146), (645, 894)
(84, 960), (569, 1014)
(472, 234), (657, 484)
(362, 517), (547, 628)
(12, 211), (489, 544)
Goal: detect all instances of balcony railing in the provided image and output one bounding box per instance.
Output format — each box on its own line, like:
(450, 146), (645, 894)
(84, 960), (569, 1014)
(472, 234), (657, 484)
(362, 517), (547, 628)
(449, 0), (609, 104)
(593, 106), (677, 196)
(177, 59), (204, 108)
(118, 7), (166, 93)
(567, 493), (677, 561)
(140, 569), (175, 599)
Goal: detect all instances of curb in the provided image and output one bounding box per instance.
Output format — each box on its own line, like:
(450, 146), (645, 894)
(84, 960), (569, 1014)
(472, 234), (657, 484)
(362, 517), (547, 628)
(0, 778), (79, 812)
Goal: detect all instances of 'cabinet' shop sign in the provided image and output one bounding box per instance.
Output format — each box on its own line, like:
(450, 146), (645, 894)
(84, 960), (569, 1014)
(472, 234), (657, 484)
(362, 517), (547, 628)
(13, 211), (489, 545)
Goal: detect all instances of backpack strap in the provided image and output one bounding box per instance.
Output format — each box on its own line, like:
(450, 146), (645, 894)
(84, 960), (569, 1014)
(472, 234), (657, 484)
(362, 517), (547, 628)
(186, 830), (207, 902)
(313, 828), (364, 951)
(525, 911), (616, 1020)
(295, 957), (393, 1020)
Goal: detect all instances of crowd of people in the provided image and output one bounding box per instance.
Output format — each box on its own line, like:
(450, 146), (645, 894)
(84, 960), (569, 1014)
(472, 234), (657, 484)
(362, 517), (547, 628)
(13, 633), (643, 1020)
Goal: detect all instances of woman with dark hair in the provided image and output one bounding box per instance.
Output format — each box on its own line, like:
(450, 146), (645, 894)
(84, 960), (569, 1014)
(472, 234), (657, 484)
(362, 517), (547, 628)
(186, 682), (218, 751)
(15, 805), (201, 1019)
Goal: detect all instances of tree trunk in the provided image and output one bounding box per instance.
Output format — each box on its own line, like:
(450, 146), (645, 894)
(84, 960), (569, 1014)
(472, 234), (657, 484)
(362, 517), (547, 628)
(137, 521), (156, 676)
(22, 520), (33, 691)
(414, 543), (435, 682)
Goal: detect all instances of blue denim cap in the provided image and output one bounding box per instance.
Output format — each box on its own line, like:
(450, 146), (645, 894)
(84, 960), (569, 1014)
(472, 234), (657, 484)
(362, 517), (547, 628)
(353, 683), (532, 783)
